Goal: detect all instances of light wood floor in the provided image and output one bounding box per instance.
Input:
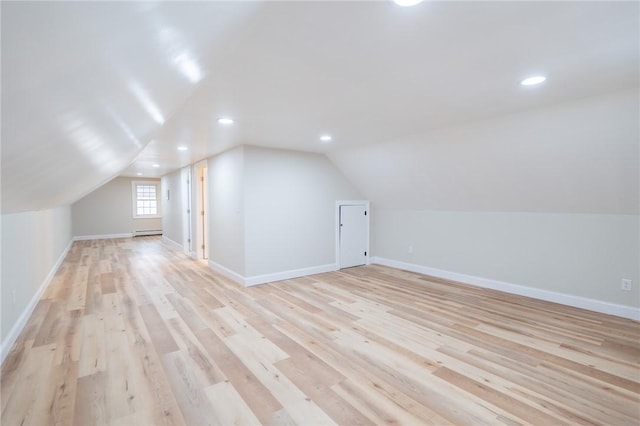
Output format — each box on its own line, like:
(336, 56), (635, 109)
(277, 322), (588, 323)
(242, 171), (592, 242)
(2, 237), (639, 425)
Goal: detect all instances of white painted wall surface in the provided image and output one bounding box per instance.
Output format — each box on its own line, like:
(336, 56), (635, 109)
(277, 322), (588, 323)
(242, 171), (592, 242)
(243, 146), (362, 277)
(1, 205), (72, 358)
(161, 170), (183, 246)
(207, 146), (246, 276)
(330, 89), (639, 314)
(373, 210), (639, 308)
(72, 176), (161, 238)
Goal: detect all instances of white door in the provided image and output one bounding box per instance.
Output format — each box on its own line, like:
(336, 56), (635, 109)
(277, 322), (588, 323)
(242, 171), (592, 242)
(339, 205), (368, 268)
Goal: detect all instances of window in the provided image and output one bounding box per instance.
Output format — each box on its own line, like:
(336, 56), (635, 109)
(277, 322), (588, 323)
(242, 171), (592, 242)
(132, 181), (161, 218)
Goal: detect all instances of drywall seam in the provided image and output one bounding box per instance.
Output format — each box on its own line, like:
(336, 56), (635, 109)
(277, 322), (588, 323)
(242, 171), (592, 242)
(1, 238), (74, 364)
(371, 257), (639, 321)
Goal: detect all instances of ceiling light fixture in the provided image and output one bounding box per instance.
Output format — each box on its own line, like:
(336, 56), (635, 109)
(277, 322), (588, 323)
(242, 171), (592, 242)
(393, 0), (424, 6)
(177, 146), (188, 151)
(136, 172), (143, 176)
(217, 117), (234, 125)
(320, 135), (332, 142)
(152, 164), (160, 168)
(520, 76), (546, 86)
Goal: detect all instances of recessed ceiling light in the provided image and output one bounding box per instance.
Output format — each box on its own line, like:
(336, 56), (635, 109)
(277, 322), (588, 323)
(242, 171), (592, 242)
(393, 0), (423, 6)
(152, 164), (160, 168)
(320, 135), (332, 142)
(136, 172), (143, 176)
(177, 146), (188, 151)
(217, 117), (234, 125)
(521, 76), (546, 86)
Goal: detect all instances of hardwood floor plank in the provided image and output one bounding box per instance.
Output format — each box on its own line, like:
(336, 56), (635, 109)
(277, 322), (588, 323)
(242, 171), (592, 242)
(73, 371), (108, 426)
(0, 339), (33, 413)
(433, 366), (568, 425)
(160, 351), (217, 426)
(194, 327), (283, 423)
(167, 317), (226, 386)
(138, 303), (180, 355)
(204, 380), (262, 425)
(49, 360), (80, 426)
(448, 347), (637, 425)
(1, 236), (638, 426)
(32, 301), (65, 347)
(1, 344), (57, 426)
(223, 331), (337, 425)
(331, 379), (449, 426)
(100, 272), (116, 295)
(166, 292), (208, 332)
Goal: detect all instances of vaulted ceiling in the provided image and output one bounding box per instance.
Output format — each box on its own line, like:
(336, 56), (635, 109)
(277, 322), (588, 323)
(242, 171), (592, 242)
(2, 1), (638, 214)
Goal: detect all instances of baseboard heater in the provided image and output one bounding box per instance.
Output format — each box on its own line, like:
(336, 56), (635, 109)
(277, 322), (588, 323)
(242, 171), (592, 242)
(133, 229), (162, 237)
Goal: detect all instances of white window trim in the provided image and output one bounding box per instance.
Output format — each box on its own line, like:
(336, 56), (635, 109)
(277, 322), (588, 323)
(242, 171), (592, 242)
(132, 180), (162, 219)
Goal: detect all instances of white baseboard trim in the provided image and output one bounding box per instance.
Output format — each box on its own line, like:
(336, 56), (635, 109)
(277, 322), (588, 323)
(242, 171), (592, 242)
(371, 257), (640, 321)
(208, 260), (246, 285)
(1, 238), (74, 364)
(162, 236), (183, 251)
(133, 229), (162, 237)
(207, 261), (338, 287)
(245, 263), (338, 287)
(74, 233), (133, 241)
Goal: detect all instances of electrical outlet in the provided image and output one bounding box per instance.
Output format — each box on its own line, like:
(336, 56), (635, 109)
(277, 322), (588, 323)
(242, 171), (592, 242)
(408, 245), (413, 254)
(621, 279), (632, 291)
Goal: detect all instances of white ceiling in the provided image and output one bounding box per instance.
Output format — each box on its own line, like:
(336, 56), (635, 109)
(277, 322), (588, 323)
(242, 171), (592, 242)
(1, 1), (638, 214)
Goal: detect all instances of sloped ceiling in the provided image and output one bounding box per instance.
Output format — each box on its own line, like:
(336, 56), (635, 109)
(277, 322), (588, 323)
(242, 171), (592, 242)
(1, 1), (638, 214)
(329, 89), (639, 214)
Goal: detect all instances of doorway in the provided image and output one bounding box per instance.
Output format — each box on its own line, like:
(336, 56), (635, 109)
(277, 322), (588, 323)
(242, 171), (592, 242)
(194, 161), (209, 260)
(336, 201), (370, 269)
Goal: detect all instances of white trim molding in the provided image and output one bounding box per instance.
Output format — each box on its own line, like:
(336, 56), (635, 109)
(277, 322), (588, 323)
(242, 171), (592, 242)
(335, 200), (370, 269)
(162, 235), (183, 251)
(133, 229), (162, 237)
(208, 260), (246, 285)
(245, 263), (338, 287)
(74, 233), (133, 241)
(371, 257), (640, 321)
(1, 239), (74, 364)
(131, 180), (162, 219)
(208, 261), (338, 287)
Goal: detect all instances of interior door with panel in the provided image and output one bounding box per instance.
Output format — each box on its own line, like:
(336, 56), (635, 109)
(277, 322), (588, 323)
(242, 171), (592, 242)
(339, 204), (368, 268)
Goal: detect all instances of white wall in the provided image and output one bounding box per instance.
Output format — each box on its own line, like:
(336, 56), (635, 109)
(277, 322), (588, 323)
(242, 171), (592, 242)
(331, 89), (639, 316)
(161, 170), (183, 246)
(204, 145), (363, 283)
(1, 205), (73, 360)
(207, 146), (246, 276)
(72, 176), (162, 238)
(243, 146), (362, 277)
(373, 210), (639, 308)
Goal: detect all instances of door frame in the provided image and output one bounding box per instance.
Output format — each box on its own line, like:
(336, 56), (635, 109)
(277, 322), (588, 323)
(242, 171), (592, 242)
(335, 200), (370, 269)
(181, 166), (192, 255)
(194, 160), (209, 260)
